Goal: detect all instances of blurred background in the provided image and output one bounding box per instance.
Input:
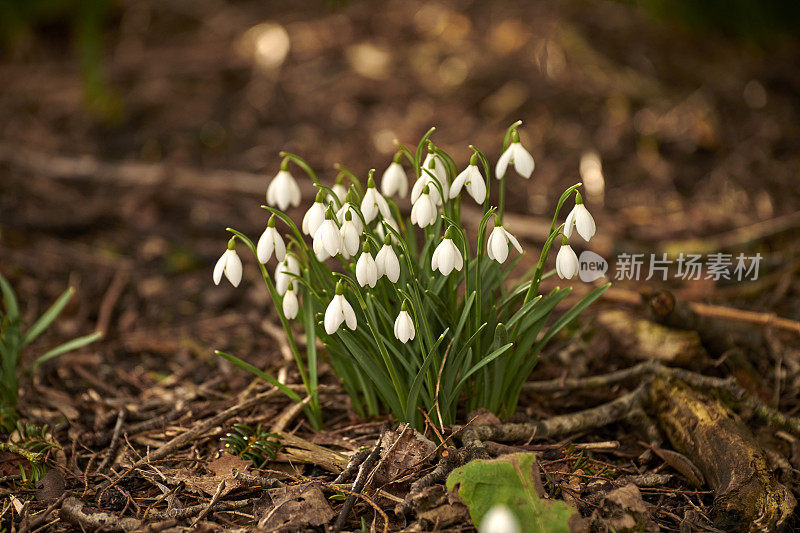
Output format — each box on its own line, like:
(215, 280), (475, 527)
(1, 0), (799, 383)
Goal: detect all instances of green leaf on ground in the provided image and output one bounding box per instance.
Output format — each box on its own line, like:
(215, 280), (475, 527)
(446, 452), (578, 532)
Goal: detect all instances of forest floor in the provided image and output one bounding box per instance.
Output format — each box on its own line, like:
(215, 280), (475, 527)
(1, 0), (800, 531)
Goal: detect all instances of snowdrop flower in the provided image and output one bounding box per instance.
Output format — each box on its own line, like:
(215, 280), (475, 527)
(375, 236), (400, 283)
(410, 185), (438, 228)
(213, 238), (243, 287)
(556, 236), (580, 280)
(339, 210), (361, 259)
(411, 156), (448, 205)
(361, 177), (392, 224)
(486, 219), (523, 264)
(328, 174), (348, 205)
(275, 253), (301, 295)
(324, 282), (357, 334)
(431, 227), (463, 276)
(480, 505), (520, 533)
(256, 215), (286, 264)
(421, 149), (449, 198)
(394, 301), (415, 344)
(336, 203), (363, 235)
(266, 161), (301, 210)
(450, 153), (486, 204)
(375, 217), (400, 245)
(302, 190), (327, 236)
(564, 192), (596, 242)
(282, 282), (299, 319)
(313, 208), (341, 261)
(381, 152), (408, 198)
(355, 242), (378, 288)
(495, 130), (534, 179)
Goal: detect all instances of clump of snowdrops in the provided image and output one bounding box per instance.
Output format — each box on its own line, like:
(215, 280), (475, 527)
(214, 122), (607, 430)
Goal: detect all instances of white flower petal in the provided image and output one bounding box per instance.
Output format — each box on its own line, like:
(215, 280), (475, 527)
(495, 146), (513, 179)
(384, 248), (400, 283)
(450, 169), (468, 198)
(324, 295), (344, 334)
(556, 245), (579, 279)
(282, 288), (299, 319)
(224, 250), (243, 287)
(504, 228), (523, 254)
(574, 204), (596, 241)
(213, 252), (227, 285)
(511, 143), (534, 178)
(356, 253), (377, 288)
(340, 223), (360, 258)
(466, 166), (487, 204)
(342, 297), (358, 330)
(453, 243), (464, 271)
(480, 505), (520, 533)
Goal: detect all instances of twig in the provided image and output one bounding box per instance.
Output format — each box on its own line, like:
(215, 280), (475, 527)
(96, 267), (130, 336)
(18, 493), (68, 533)
(232, 469), (284, 489)
(99, 387), (285, 500)
(269, 395), (312, 433)
(332, 434), (382, 533)
(527, 361), (800, 437)
(523, 360), (658, 392)
(332, 449), (370, 484)
(317, 480), (389, 533)
(458, 384), (648, 445)
(96, 409), (127, 473)
(190, 480), (225, 527)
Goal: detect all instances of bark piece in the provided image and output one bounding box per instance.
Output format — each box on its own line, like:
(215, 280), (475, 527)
(649, 377), (795, 531)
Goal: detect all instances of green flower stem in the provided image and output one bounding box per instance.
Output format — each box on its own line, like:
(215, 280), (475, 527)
(521, 182), (582, 306)
(225, 228), (321, 429)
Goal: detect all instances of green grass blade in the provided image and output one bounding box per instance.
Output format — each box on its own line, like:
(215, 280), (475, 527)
(215, 350), (301, 402)
(22, 287), (75, 348)
(34, 331), (102, 368)
(0, 274), (19, 321)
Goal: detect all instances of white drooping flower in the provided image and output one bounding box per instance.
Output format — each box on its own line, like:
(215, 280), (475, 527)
(564, 192), (596, 242)
(381, 154), (408, 198)
(450, 153), (486, 204)
(375, 238), (400, 283)
(313, 208), (341, 261)
(410, 185), (438, 228)
(328, 174), (348, 205)
(266, 164), (301, 210)
(411, 149), (449, 205)
(375, 216), (400, 244)
(361, 177), (392, 224)
(556, 236), (580, 280)
(282, 282), (299, 319)
(324, 282), (357, 334)
(339, 210), (361, 259)
(479, 505), (520, 533)
(336, 203), (364, 235)
(495, 130), (534, 179)
(355, 243), (378, 288)
(486, 222), (523, 264)
(431, 228), (463, 276)
(213, 238), (243, 287)
(256, 215), (286, 264)
(302, 190), (327, 236)
(421, 150), (449, 198)
(394, 302), (415, 344)
(275, 254), (301, 295)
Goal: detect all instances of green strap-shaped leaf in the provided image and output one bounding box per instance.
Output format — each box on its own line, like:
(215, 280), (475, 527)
(22, 287), (75, 347)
